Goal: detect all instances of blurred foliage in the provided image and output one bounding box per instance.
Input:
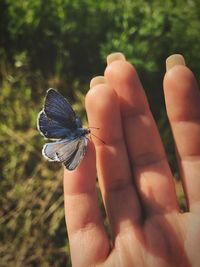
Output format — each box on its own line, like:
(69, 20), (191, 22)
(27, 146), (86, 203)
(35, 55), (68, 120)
(0, 0), (199, 266)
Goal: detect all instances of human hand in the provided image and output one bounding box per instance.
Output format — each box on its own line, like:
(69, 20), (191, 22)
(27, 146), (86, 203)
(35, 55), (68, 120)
(63, 53), (200, 267)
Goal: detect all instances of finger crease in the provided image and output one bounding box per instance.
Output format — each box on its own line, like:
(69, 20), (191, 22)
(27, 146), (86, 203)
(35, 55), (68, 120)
(105, 180), (134, 195)
(133, 153), (167, 169)
(72, 216), (104, 237)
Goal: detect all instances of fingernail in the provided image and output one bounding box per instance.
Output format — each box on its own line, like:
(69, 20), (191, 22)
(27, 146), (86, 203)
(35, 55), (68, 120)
(107, 52), (126, 65)
(90, 76), (106, 88)
(166, 54), (186, 71)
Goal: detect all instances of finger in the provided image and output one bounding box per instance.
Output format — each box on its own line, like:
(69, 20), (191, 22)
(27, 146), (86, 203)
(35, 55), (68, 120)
(164, 54), (200, 213)
(63, 142), (110, 266)
(105, 57), (179, 215)
(86, 79), (141, 237)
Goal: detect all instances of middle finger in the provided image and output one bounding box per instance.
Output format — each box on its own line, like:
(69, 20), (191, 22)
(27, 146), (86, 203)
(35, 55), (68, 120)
(105, 57), (179, 216)
(85, 78), (141, 237)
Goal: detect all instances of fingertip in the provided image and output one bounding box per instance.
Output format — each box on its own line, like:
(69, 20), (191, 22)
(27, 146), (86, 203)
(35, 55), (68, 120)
(85, 83), (118, 114)
(163, 65), (199, 103)
(163, 64), (200, 122)
(104, 58), (149, 117)
(105, 60), (138, 84)
(106, 52), (126, 65)
(164, 65), (196, 88)
(86, 83), (107, 106)
(85, 82), (122, 146)
(64, 140), (96, 177)
(90, 76), (106, 88)
(63, 141), (96, 195)
(166, 54), (186, 72)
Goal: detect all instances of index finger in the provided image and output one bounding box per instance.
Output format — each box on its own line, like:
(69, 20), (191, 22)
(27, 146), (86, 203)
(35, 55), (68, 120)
(63, 139), (110, 266)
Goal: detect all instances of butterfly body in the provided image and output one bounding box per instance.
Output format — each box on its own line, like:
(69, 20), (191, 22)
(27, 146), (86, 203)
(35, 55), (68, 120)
(37, 88), (89, 170)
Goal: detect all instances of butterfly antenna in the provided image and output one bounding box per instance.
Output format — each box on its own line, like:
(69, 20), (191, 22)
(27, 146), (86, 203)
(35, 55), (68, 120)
(88, 126), (100, 129)
(90, 133), (106, 144)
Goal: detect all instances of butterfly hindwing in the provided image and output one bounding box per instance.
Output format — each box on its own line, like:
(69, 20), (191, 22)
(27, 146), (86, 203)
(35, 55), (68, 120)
(42, 137), (87, 170)
(62, 137), (87, 170)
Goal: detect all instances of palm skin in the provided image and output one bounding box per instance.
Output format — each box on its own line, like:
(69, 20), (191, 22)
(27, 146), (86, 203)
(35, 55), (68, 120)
(63, 55), (200, 267)
(104, 212), (200, 267)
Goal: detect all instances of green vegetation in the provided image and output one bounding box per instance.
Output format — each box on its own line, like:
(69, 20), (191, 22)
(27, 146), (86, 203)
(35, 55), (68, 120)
(0, 0), (199, 266)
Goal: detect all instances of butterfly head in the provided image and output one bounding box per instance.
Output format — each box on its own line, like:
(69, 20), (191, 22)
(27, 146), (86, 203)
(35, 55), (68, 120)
(77, 127), (90, 137)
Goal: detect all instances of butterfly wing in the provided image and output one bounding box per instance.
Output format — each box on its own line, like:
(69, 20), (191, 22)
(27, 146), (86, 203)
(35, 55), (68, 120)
(62, 137), (88, 170)
(44, 88), (78, 129)
(37, 88), (83, 139)
(42, 139), (64, 161)
(37, 111), (72, 139)
(42, 137), (88, 170)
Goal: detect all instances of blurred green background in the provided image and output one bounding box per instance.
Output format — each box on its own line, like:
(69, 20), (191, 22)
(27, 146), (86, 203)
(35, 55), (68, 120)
(0, 0), (199, 266)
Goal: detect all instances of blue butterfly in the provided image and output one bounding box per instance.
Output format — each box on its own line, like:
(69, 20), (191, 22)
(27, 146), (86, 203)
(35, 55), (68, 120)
(37, 88), (90, 170)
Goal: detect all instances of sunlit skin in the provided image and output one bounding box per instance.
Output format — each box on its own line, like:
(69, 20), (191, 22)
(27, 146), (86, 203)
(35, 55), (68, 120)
(63, 58), (200, 267)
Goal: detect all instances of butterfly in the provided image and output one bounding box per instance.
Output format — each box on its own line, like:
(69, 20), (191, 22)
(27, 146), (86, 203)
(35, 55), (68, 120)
(37, 88), (90, 170)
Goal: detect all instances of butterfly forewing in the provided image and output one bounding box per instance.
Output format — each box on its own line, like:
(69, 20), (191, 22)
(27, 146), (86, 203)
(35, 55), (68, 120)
(44, 89), (77, 129)
(38, 111), (72, 139)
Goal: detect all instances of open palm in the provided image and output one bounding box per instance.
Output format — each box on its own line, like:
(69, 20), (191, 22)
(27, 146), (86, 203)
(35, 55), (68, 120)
(63, 54), (200, 267)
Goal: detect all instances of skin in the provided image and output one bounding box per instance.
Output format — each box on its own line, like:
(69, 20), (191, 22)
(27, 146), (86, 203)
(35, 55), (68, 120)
(63, 59), (200, 267)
